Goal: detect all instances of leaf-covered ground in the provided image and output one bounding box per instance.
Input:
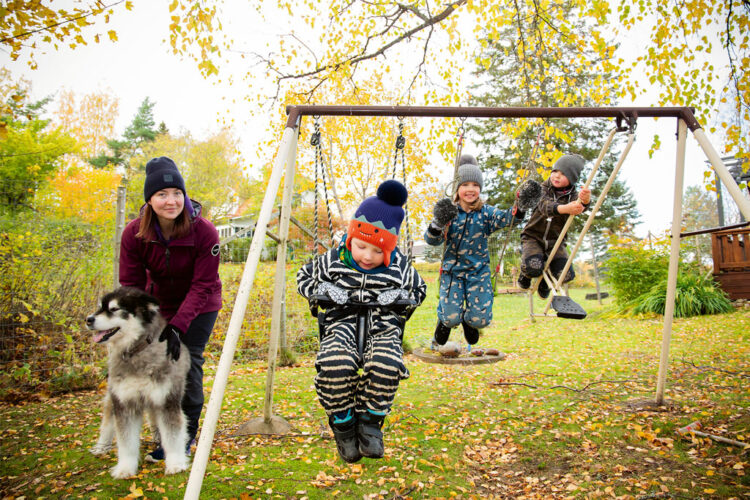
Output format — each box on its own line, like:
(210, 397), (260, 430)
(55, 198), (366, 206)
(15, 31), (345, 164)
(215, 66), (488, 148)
(1, 271), (748, 499)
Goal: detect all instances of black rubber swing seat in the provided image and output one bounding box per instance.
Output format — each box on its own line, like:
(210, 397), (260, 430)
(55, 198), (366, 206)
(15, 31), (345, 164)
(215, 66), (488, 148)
(551, 295), (587, 319)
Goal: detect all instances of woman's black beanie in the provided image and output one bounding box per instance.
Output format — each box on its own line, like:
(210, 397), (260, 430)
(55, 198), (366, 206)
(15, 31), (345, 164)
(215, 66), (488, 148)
(143, 156), (186, 201)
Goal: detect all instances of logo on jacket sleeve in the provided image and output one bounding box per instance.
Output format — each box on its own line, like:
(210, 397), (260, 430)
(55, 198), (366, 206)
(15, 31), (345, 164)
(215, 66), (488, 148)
(211, 244), (220, 257)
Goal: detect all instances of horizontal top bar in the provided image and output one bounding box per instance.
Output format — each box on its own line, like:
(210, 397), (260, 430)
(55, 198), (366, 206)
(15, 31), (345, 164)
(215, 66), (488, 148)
(285, 105), (700, 131)
(679, 221), (750, 238)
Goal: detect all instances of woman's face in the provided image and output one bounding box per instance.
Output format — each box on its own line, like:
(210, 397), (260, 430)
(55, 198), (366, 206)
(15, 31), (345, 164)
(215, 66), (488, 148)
(148, 188), (184, 222)
(457, 181), (481, 205)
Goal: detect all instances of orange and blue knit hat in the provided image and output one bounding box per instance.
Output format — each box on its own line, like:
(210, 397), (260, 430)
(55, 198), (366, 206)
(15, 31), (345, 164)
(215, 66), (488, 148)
(345, 179), (408, 267)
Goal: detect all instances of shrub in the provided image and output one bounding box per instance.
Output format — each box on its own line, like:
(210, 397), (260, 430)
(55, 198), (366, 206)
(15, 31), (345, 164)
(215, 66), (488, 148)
(0, 213), (112, 396)
(603, 245), (669, 303)
(632, 272), (733, 317)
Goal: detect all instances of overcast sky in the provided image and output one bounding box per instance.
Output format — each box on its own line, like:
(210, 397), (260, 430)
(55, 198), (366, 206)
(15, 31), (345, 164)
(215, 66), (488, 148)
(3, 2), (736, 238)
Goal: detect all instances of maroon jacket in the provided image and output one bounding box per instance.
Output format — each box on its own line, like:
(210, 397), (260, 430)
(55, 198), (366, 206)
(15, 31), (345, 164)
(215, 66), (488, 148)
(119, 201), (222, 333)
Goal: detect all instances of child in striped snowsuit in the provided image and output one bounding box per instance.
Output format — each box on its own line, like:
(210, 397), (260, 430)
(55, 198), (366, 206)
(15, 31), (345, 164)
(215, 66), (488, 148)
(297, 180), (426, 463)
(424, 154), (525, 347)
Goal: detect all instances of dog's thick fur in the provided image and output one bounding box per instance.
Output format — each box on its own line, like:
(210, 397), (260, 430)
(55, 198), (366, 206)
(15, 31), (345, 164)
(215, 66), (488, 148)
(86, 287), (190, 479)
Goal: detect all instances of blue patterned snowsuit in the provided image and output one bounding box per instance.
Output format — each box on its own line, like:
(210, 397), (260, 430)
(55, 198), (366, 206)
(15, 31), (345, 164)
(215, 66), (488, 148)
(424, 204), (518, 329)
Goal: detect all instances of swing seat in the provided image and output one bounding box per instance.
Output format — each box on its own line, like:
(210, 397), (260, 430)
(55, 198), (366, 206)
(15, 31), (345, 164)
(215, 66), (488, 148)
(550, 295), (587, 319)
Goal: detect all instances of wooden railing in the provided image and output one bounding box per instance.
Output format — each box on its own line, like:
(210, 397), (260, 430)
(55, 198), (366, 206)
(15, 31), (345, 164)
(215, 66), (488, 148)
(711, 227), (750, 274)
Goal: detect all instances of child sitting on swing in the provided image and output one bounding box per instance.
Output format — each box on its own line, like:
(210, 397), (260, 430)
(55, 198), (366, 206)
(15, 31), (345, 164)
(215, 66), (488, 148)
(297, 179), (426, 463)
(425, 154), (525, 348)
(517, 154), (591, 297)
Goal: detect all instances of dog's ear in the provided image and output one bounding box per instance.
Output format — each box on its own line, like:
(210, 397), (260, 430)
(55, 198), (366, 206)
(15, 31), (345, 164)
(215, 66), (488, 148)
(99, 291), (117, 312)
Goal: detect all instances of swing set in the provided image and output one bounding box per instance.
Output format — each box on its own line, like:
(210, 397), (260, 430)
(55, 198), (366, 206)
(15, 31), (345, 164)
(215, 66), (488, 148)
(183, 105), (750, 500)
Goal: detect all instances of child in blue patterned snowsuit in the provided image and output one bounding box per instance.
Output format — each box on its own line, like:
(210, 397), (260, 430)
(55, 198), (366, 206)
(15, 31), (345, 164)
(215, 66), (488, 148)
(424, 154), (525, 347)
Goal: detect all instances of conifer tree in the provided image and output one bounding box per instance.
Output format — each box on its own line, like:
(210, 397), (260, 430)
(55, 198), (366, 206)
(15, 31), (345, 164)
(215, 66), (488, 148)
(467, 8), (640, 274)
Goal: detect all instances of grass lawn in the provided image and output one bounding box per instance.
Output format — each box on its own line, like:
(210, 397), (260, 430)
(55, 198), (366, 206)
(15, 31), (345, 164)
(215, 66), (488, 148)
(1, 265), (748, 499)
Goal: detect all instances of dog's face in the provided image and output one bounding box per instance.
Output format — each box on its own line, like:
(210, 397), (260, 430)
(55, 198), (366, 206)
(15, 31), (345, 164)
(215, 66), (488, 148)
(86, 287), (160, 344)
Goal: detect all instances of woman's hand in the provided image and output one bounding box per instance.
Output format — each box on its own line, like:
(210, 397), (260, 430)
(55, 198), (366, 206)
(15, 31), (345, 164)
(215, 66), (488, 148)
(159, 324), (183, 361)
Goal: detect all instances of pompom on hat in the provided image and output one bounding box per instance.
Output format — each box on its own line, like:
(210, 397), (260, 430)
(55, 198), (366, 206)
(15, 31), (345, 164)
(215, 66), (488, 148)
(552, 154), (585, 186)
(143, 156), (186, 201)
(346, 179), (408, 267)
(455, 154), (483, 191)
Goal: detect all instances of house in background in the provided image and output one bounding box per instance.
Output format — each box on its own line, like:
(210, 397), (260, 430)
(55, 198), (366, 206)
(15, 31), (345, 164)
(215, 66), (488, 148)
(215, 198), (256, 241)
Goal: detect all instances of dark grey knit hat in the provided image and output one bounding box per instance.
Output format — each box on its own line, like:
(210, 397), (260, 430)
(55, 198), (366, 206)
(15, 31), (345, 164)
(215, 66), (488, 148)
(456, 154), (483, 191)
(143, 156), (186, 201)
(553, 154), (585, 186)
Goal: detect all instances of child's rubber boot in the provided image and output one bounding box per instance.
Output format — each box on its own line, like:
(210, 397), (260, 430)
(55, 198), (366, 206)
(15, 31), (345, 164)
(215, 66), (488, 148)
(434, 321), (451, 345)
(517, 273), (531, 290)
(357, 411), (385, 459)
(461, 321), (479, 345)
(329, 414), (362, 463)
(537, 278), (550, 299)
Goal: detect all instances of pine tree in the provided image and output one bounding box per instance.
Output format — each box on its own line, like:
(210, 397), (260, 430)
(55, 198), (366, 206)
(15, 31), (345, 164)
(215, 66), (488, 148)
(88, 98), (158, 171)
(467, 5), (640, 279)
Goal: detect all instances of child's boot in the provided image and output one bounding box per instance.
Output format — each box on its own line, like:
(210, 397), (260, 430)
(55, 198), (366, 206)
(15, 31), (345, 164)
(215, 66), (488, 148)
(461, 321), (479, 344)
(328, 411), (362, 463)
(517, 273), (531, 290)
(537, 278), (550, 299)
(357, 411), (386, 459)
(433, 320), (451, 346)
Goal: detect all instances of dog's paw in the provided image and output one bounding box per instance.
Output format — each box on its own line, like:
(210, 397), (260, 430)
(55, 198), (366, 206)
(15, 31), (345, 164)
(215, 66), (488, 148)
(110, 463), (138, 479)
(164, 456), (189, 475)
(90, 443), (113, 456)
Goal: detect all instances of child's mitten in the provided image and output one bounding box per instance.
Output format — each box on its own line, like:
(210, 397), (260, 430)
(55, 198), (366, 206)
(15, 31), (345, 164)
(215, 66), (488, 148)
(517, 179), (542, 212)
(432, 198), (458, 227)
(316, 281), (349, 304)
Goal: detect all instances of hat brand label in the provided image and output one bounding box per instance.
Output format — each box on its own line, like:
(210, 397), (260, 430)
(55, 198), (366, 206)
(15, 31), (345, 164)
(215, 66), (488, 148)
(164, 174), (173, 182)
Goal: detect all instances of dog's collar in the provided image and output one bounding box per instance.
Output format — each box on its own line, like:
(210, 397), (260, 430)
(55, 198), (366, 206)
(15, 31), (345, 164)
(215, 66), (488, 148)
(121, 337), (152, 360)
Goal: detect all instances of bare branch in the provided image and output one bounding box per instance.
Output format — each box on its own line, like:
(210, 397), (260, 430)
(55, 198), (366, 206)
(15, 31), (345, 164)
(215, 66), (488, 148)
(276, 0), (466, 82)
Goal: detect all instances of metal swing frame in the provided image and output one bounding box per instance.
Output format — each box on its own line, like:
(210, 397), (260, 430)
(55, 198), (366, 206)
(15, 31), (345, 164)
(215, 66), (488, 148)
(184, 105), (750, 500)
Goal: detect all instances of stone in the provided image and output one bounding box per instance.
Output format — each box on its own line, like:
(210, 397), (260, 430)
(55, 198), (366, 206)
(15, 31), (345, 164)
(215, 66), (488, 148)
(438, 341), (462, 358)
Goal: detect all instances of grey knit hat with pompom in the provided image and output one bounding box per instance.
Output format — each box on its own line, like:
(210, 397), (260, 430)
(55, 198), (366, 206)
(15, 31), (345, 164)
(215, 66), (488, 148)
(456, 154), (483, 191)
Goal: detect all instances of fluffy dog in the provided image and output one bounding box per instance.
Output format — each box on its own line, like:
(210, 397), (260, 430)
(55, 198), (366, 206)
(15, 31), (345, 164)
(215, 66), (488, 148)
(86, 287), (190, 479)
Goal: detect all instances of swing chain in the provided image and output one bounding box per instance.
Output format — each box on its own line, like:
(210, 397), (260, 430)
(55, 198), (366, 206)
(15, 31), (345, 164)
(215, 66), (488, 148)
(389, 118), (413, 268)
(311, 117), (321, 282)
(395, 120), (406, 151)
(616, 113), (637, 134)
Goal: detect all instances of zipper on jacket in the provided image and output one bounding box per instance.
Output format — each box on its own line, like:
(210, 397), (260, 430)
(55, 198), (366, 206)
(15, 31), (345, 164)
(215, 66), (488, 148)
(446, 210), (472, 272)
(543, 217), (552, 251)
(359, 274), (367, 302)
(544, 189), (572, 251)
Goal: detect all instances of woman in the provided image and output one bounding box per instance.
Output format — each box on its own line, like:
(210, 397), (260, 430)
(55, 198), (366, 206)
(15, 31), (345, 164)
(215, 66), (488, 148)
(119, 156), (222, 461)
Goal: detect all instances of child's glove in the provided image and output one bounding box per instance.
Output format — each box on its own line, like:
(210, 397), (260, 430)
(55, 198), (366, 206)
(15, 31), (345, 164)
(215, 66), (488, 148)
(428, 198), (458, 234)
(159, 324), (183, 361)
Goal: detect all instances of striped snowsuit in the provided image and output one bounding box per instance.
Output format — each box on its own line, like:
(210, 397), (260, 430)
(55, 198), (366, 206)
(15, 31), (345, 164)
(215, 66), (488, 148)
(424, 204), (518, 329)
(297, 245), (426, 417)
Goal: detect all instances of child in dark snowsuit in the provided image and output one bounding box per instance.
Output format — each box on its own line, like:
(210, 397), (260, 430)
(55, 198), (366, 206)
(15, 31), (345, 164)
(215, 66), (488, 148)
(424, 154), (524, 347)
(518, 154), (591, 297)
(297, 180), (426, 463)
